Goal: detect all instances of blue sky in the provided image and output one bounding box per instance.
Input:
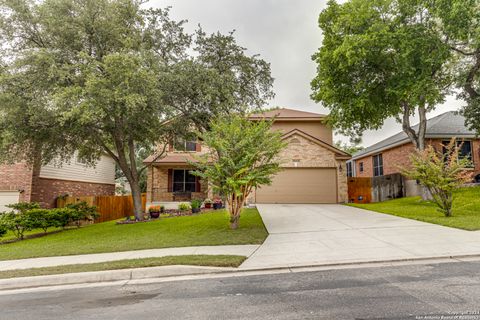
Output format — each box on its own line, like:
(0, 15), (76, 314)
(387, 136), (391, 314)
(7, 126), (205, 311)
(151, 0), (463, 147)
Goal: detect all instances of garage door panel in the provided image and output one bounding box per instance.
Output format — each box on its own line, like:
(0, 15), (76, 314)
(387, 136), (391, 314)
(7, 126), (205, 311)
(0, 191), (20, 212)
(256, 168), (337, 204)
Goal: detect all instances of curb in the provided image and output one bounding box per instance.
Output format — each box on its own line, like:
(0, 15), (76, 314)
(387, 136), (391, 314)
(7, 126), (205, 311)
(2, 254), (480, 292)
(0, 265), (236, 291)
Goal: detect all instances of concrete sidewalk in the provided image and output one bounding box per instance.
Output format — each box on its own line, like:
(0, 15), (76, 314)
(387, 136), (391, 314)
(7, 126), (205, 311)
(0, 245), (260, 271)
(240, 204), (480, 269)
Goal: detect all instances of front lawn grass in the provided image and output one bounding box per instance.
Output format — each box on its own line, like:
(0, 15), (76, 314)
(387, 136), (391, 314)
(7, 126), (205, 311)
(348, 186), (480, 230)
(0, 208), (267, 261)
(0, 255), (246, 279)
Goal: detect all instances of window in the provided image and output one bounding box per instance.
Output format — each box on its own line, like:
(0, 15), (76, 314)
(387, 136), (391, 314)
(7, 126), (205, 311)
(346, 162), (353, 177)
(359, 162), (364, 173)
(174, 138), (197, 152)
(373, 154), (383, 177)
(172, 170), (197, 192)
(442, 140), (473, 165)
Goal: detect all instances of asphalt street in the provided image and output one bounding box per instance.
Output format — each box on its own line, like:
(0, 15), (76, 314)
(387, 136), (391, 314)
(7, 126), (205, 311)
(1, 260), (480, 320)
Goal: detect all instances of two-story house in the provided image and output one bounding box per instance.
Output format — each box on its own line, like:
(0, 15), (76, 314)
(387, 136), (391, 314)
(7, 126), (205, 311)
(0, 154), (116, 211)
(143, 108), (351, 207)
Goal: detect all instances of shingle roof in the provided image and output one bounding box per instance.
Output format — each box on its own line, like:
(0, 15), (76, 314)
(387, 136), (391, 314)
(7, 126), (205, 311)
(249, 108), (327, 120)
(351, 111), (475, 160)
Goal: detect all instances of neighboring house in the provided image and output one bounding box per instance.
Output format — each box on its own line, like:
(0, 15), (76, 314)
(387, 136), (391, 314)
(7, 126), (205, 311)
(144, 108), (351, 207)
(348, 111), (480, 196)
(0, 154), (116, 211)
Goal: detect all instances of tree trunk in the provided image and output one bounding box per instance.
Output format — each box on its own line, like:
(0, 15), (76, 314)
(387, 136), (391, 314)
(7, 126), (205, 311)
(401, 103), (426, 151)
(130, 179), (144, 221)
(228, 193), (243, 230)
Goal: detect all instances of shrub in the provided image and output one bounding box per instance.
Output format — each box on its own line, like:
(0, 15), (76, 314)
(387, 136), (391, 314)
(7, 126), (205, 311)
(178, 203), (191, 211)
(0, 203), (48, 240)
(0, 211), (38, 240)
(401, 139), (473, 217)
(5, 202), (40, 213)
(51, 208), (75, 229)
(0, 223), (6, 238)
(191, 199), (202, 210)
(27, 209), (60, 233)
(65, 202), (100, 227)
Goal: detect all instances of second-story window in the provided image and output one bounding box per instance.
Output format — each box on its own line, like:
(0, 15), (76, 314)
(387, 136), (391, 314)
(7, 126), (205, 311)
(174, 138), (197, 152)
(373, 154), (383, 176)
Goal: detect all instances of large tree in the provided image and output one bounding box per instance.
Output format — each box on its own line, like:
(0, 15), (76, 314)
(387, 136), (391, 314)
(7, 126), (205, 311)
(311, 0), (452, 150)
(0, 0), (273, 220)
(428, 0), (480, 134)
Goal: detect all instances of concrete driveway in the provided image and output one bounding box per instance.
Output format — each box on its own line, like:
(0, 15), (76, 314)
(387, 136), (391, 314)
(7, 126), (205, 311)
(240, 204), (480, 269)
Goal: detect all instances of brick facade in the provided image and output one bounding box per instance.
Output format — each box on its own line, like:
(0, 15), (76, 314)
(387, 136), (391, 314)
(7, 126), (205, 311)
(279, 133), (348, 203)
(245, 133), (349, 204)
(147, 166), (208, 203)
(31, 178), (115, 208)
(0, 162), (35, 203)
(354, 138), (480, 179)
(1, 161), (115, 208)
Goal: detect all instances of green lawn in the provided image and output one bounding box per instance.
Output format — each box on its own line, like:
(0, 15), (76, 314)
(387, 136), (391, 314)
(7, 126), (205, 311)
(0, 255), (246, 279)
(348, 186), (480, 230)
(0, 208), (267, 261)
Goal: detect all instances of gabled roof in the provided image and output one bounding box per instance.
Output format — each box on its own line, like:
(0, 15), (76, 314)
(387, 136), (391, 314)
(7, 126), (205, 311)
(249, 108), (327, 121)
(143, 153), (200, 164)
(283, 129), (351, 160)
(351, 111), (476, 160)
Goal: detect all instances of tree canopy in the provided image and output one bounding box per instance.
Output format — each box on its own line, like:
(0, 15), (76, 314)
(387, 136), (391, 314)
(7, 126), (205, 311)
(191, 116), (286, 229)
(311, 0), (452, 150)
(0, 0), (274, 220)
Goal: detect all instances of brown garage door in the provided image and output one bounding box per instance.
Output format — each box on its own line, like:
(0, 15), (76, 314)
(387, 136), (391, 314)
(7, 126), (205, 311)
(256, 168), (337, 204)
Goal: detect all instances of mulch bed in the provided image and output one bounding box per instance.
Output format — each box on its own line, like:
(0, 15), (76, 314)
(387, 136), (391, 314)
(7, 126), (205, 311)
(115, 208), (223, 225)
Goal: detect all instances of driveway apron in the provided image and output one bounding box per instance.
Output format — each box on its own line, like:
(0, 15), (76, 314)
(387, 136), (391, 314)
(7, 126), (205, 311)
(240, 204), (480, 269)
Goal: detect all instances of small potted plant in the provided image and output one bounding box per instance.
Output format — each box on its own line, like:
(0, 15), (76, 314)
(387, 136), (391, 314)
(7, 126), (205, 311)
(178, 203), (191, 212)
(191, 199), (202, 214)
(213, 199), (223, 210)
(148, 205), (161, 219)
(204, 198), (213, 209)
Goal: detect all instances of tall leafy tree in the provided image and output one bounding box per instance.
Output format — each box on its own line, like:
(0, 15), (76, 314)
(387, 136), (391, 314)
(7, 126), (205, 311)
(428, 0), (480, 134)
(311, 0), (452, 150)
(0, 0), (273, 220)
(191, 116), (286, 229)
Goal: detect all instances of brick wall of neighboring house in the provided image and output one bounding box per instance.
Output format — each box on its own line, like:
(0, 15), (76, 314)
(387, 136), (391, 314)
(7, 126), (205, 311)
(30, 178), (115, 208)
(0, 162), (35, 202)
(354, 138), (480, 178)
(355, 157), (373, 178)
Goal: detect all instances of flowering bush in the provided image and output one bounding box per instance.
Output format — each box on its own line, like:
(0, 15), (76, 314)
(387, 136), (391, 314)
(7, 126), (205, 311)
(401, 139), (473, 217)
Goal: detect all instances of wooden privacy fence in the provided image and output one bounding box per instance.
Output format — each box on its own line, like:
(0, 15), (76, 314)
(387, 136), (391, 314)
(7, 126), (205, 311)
(56, 194), (146, 223)
(348, 173), (404, 204)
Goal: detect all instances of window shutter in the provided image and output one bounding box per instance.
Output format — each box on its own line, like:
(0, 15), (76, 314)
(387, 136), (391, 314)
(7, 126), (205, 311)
(195, 143), (201, 152)
(195, 176), (201, 192)
(167, 169), (173, 192)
